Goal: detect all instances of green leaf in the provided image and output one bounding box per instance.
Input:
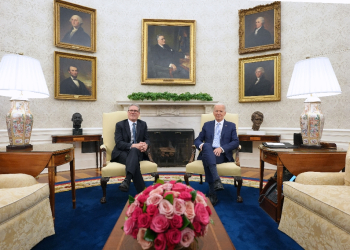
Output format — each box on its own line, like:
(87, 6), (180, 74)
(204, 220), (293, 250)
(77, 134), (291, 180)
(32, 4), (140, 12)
(126, 92), (213, 102)
(144, 228), (157, 242)
(188, 222), (194, 230)
(210, 218), (214, 225)
(121, 226), (124, 230)
(176, 179), (182, 183)
(180, 215), (191, 231)
(164, 194), (174, 205)
(125, 216), (128, 220)
(128, 195), (135, 205)
(143, 203), (147, 213)
(190, 190), (197, 202)
(156, 178), (164, 185)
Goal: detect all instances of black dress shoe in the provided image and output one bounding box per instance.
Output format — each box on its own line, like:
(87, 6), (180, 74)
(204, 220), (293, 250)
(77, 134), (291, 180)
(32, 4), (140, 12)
(119, 179), (130, 192)
(208, 193), (219, 206)
(213, 179), (224, 191)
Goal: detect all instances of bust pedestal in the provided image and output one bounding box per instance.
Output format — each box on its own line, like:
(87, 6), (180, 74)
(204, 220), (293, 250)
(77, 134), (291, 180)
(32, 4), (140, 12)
(72, 128), (82, 135)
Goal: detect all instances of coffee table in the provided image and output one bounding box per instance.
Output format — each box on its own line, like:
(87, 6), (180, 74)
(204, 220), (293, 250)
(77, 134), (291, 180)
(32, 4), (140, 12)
(103, 199), (235, 250)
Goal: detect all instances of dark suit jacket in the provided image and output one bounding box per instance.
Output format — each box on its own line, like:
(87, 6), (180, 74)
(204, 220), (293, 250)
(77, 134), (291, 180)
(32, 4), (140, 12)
(62, 27), (91, 47)
(151, 44), (183, 68)
(245, 76), (273, 96)
(194, 120), (239, 162)
(60, 77), (91, 96)
(111, 119), (150, 162)
(246, 26), (273, 48)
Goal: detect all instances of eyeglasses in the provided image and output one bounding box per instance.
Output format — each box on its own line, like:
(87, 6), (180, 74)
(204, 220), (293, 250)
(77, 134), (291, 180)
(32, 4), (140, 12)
(128, 110), (139, 113)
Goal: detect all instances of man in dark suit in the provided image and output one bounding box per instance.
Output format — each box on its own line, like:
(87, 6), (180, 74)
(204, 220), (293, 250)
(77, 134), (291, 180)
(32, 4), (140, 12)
(61, 15), (91, 47)
(60, 65), (91, 96)
(246, 17), (273, 48)
(111, 104), (150, 193)
(194, 104), (239, 205)
(245, 67), (274, 96)
(149, 34), (189, 78)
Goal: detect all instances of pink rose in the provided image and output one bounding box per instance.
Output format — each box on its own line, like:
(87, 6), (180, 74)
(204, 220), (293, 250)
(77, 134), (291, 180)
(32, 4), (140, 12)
(143, 185), (155, 195)
(162, 182), (173, 191)
(132, 228), (139, 239)
(150, 186), (164, 196)
(194, 203), (210, 225)
(132, 206), (143, 221)
(169, 180), (176, 184)
(173, 198), (186, 215)
(206, 205), (212, 216)
(201, 224), (209, 236)
(184, 201), (195, 220)
(123, 217), (135, 235)
(138, 213), (152, 228)
(195, 193), (207, 206)
(197, 191), (206, 199)
(172, 183), (187, 192)
(170, 214), (183, 229)
(166, 228), (182, 246)
(136, 193), (149, 204)
(146, 204), (159, 217)
(186, 186), (194, 192)
(150, 214), (169, 233)
(146, 194), (163, 206)
(158, 199), (174, 219)
(180, 228), (195, 248)
(164, 191), (180, 198)
(137, 228), (153, 250)
(192, 221), (202, 236)
(153, 183), (162, 188)
(179, 191), (192, 201)
(126, 201), (139, 217)
(154, 233), (166, 250)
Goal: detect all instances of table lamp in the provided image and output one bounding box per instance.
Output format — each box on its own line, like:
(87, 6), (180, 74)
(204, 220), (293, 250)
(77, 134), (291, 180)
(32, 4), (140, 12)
(287, 57), (341, 148)
(0, 54), (49, 151)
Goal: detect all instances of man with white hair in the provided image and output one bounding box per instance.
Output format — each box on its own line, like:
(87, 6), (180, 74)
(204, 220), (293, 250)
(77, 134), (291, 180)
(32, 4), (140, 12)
(246, 16), (273, 48)
(194, 103), (239, 206)
(246, 67), (273, 96)
(61, 14), (91, 47)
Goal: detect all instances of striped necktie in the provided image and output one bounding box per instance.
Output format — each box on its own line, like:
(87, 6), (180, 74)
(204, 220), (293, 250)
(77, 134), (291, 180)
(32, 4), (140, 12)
(132, 123), (137, 143)
(212, 123), (221, 148)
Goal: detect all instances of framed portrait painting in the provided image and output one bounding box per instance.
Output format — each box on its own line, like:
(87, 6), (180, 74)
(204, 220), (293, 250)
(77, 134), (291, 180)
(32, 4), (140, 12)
(239, 53), (281, 103)
(141, 19), (196, 85)
(54, 0), (96, 52)
(54, 51), (96, 101)
(239, 1), (281, 55)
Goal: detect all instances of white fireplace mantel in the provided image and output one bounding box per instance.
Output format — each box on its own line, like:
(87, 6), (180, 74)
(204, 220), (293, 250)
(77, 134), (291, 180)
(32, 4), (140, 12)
(116, 100), (218, 117)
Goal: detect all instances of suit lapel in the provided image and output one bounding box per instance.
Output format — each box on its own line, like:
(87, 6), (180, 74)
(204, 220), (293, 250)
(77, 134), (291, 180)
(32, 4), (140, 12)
(125, 120), (131, 142)
(221, 119), (228, 143)
(208, 120), (215, 141)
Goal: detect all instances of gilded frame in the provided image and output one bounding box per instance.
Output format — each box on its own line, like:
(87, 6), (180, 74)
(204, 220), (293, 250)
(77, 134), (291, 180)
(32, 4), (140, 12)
(54, 51), (97, 101)
(54, 0), (96, 52)
(239, 53), (281, 103)
(141, 19), (196, 85)
(239, 1), (281, 55)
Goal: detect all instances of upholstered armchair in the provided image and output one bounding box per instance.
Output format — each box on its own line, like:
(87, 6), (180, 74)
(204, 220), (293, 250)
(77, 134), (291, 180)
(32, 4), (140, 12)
(0, 173), (55, 250)
(278, 143), (350, 249)
(100, 111), (159, 203)
(184, 113), (243, 202)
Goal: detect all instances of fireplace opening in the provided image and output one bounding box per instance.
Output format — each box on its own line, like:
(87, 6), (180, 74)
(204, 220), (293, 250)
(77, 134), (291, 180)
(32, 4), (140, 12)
(148, 129), (194, 167)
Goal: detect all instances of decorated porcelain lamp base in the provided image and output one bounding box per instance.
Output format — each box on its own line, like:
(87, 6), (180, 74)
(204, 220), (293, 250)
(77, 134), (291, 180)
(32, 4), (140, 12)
(6, 144), (33, 152)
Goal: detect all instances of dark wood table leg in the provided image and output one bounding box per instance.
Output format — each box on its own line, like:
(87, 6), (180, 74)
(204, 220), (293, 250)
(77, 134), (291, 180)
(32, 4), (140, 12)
(259, 149), (265, 194)
(95, 141), (98, 168)
(70, 149), (76, 209)
(48, 165), (56, 221)
(276, 156), (284, 222)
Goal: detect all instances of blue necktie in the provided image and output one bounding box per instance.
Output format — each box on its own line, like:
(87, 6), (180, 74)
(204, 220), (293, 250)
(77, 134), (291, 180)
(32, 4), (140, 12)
(212, 123), (221, 148)
(132, 123), (137, 143)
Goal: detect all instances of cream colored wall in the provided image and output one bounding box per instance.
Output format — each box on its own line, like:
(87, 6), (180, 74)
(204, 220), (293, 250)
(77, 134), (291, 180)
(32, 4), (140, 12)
(0, 0), (350, 131)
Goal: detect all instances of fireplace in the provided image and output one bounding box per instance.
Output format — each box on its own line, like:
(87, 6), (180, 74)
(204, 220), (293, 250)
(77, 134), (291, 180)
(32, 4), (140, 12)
(148, 129), (194, 167)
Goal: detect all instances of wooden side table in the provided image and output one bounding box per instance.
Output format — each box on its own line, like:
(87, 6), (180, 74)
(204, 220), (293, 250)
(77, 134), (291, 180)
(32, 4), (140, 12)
(259, 145), (346, 222)
(0, 143), (76, 221)
(238, 133), (281, 142)
(52, 134), (102, 170)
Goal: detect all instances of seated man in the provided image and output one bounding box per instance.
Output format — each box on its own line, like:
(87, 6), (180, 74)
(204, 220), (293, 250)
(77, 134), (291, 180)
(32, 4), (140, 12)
(194, 103), (239, 206)
(110, 104), (149, 193)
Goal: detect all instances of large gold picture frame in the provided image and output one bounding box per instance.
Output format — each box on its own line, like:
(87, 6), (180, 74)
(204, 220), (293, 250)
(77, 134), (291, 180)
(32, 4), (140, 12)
(54, 51), (96, 101)
(54, 0), (96, 52)
(239, 53), (281, 103)
(142, 19), (196, 85)
(239, 1), (281, 55)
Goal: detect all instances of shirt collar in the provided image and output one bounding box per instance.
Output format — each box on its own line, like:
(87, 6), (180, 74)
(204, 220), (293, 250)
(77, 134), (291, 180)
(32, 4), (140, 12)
(215, 120), (224, 126)
(128, 119), (137, 126)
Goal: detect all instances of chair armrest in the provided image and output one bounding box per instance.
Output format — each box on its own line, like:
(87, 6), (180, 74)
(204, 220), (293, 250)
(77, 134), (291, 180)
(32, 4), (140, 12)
(147, 146), (156, 163)
(233, 146), (241, 167)
(296, 172), (345, 185)
(188, 145), (197, 163)
(0, 174), (38, 188)
(100, 144), (107, 167)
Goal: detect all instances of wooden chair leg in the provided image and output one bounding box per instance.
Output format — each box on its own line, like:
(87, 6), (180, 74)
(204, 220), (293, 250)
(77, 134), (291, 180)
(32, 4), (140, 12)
(199, 174), (203, 184)
(234, 176), (243, 203)
(100, 177), (110, 204)
(184, 173), (192, 185)
(151, 172), (159, 183)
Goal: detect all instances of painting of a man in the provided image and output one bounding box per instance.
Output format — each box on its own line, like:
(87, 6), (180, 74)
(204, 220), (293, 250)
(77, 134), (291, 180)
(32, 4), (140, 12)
(245, 67), (273, 96)
(60, 65), (91, 96)
(61, 14), (91, 47)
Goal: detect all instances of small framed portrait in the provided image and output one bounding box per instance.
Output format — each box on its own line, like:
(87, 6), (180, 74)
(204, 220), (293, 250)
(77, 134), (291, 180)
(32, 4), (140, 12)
(54, 51), (96, 101)
(239, 53), (281, 103)
(239, 1), (281, 55)
(141, 19), (196, 85)
(54, 0), (96, 52)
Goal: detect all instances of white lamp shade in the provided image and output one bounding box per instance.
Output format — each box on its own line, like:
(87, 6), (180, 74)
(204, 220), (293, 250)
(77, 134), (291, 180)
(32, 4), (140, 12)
(0, 54), (49, 98)
(287, 57), (341, 99)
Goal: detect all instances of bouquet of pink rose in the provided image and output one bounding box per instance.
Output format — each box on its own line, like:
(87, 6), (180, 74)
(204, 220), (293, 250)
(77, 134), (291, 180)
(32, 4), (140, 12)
(122, 180), (213, 250)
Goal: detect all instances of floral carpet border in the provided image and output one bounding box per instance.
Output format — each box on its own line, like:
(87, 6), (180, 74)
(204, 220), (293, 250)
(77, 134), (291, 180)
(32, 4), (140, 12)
(55, 174), (266, 193)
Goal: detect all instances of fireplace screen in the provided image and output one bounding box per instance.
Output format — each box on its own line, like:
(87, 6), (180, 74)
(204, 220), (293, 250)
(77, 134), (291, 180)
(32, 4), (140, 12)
(148, 129), (194, 167)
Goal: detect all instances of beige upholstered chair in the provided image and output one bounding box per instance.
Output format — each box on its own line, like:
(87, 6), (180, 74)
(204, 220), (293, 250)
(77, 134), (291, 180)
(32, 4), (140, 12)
(278, 143), (350, 249)
(100, 111), (158, 203)
(0, 173), (55, 249)
(185, 113), (243, 202)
